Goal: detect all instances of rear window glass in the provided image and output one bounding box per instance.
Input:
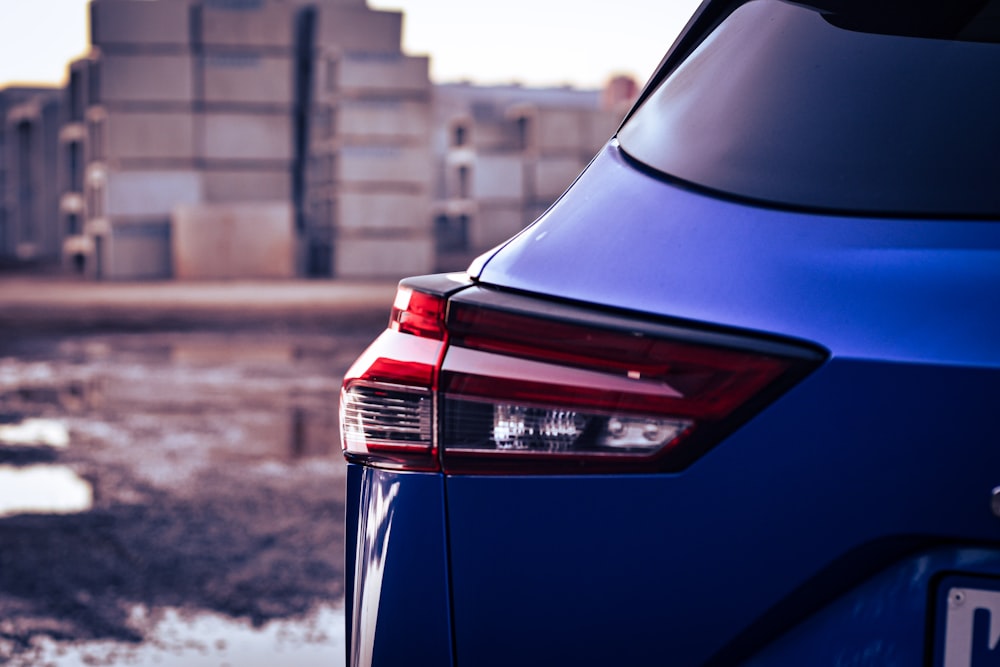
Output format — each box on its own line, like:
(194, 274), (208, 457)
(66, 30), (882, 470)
(617, 0), (1000, 217)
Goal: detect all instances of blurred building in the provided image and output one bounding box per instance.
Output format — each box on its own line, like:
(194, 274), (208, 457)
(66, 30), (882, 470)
(2, 1), (635, 280)
(0, 87), (63, 265)
(62, 0), (432, 280)
(431, 83), (626, 271)
(304, 25), (433, 278)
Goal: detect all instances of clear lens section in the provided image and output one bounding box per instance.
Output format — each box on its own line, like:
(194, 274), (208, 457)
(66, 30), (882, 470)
(444, 398), (691, 456)
(341, 383), (432, 452)
(598, 416), (690, 449)
(493, 405), (587, 451)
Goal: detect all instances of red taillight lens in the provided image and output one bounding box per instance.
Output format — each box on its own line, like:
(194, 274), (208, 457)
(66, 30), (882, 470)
(340, 329), (442, 472)
(389, 286), (447, 340)
(341, 279), (824, 474)
(341, 279), (452, 471)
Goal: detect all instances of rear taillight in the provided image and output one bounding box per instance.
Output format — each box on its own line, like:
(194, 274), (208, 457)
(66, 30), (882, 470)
(341, 276), (824, 474)
(340, 276), (463, 472)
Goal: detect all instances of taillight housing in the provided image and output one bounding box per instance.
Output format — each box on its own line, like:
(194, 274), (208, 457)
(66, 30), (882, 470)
(342, 275), (825, 474)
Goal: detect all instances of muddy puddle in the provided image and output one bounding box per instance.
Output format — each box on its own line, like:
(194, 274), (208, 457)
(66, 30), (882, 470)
(0, 330), (375, 665)
(5, 605), (346, 667)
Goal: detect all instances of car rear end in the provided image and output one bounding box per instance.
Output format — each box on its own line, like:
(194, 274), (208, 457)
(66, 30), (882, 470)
(342, 0), (1000, 664)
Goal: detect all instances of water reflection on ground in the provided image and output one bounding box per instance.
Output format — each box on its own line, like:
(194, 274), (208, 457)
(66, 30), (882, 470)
(0, 331), (365, 472)
(0, 418), (70, 447)
(9, 605), (345, 667)
(0, 464), (93, 518)
(0, 330), (373, 665)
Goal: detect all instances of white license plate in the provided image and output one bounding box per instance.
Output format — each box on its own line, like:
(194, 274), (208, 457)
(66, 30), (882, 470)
(937, 577), (1000, 666)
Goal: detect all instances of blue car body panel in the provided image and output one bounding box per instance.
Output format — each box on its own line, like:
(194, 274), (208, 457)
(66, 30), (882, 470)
(476, 144), (1000, 367)
(442, 144), (1000, 663)
(345, 144), (1000, 664)
(347, 117), (1000, 666)
(747, 549), (1000, 667)
(444, 358), (1000, 665)
(342, 0), (1000, 655)
(344, 464), (453, 667)
(345, 143), (1000, 664)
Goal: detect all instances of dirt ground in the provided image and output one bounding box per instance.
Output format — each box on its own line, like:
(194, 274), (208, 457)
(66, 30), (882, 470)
(0, 321), (380, 665)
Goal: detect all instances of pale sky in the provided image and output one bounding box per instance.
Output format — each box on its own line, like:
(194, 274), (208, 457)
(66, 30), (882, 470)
(0, 0), (702, 89)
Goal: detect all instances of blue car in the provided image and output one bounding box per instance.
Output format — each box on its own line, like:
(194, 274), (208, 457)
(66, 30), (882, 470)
(341, 0), (1000, 664)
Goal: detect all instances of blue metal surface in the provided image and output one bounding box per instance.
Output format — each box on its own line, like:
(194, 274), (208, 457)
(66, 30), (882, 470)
(476, 143), (1000, 367)
(444, 357), (1000, 665)
(344, 464), (452, 667)
(447, 144), (1000, 664)
(347, 91), (1000, 667)
(746, 549), (1000, 667)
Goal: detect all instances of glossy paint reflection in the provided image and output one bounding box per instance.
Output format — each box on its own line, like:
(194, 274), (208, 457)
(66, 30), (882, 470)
(344, 464), (454, 667)
(350, 469), (400, 667)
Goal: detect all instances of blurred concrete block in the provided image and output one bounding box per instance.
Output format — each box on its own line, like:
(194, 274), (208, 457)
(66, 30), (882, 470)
(472, 122), (520, 152)
(316, 8), (402, 54)
(90, 0), (191, 49)
(334, 55), (429, 94)
(172, 202), (294, 279)
(199, 3), (295, 49)
(106, 170), (202, 218)
(473, 155), (524, 200)
(535, 109), (585, 153)
(108, 220), (172, 279)
(338, 100), (429, 140)
(532, 156), (583, 200)
(202, 170), (291, 202)
(337, 145), (431, 185)
(473, 203), (526, 250)
(202, 113), (293, 161)
(300, 0), (368, 6)
(201, 53), (294, 106)
(107, 112), (196, 161)
(337, 192), (430, 231)
(100, 55), (195, 104)
(584, 109), (622, 151)
(334, 237), (433, 279)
